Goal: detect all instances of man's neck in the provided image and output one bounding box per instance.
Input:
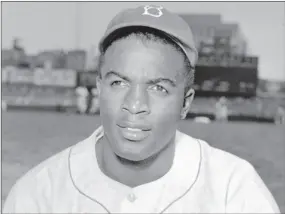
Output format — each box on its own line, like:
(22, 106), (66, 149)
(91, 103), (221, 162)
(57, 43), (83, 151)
(96, 137), (176, 188)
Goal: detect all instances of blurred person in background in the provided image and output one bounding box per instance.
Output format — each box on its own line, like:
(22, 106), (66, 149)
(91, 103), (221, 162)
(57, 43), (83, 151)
(256, 97), (263, 117)
(89, 87), (100, 114)
(275, 106), (285, 125)
(3, 5), (280, 214)
(215, 96), (228, 121)
(75, 86), (89, 114)
(2, 100), (8, 112)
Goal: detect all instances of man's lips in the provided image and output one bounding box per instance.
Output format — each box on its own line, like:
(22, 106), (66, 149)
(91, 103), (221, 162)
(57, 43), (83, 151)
(117, 121), (152, 141)
(117, 121), (152, 131)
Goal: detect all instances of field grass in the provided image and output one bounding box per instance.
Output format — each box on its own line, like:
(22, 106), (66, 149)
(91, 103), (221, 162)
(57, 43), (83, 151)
(2, 111), (285, 212)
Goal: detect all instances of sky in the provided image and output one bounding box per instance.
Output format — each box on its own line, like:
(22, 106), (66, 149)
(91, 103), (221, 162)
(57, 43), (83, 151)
(2, 1), (285, 81)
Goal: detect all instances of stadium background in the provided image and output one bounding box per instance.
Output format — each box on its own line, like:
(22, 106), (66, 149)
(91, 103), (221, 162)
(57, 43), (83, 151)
(2, 11), (285, 212)
(2, 14), (285, 120)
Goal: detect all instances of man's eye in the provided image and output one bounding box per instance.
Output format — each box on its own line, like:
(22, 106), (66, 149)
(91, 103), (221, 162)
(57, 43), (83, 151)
(110, 80), (127, 87)
(150, 85), (168, 94)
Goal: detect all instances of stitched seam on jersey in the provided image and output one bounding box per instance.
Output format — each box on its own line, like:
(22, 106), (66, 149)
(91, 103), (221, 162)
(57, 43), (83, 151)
(224, 161), (236, 210)
(68, 147), (111, 214)
(159, 139), (202, 213)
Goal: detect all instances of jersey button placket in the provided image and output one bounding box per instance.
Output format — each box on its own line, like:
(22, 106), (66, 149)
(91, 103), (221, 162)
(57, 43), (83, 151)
(120, 191), (138, 213)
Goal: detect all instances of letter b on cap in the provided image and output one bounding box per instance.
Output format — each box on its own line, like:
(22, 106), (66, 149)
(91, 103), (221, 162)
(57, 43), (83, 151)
(142, 5), (163, 18)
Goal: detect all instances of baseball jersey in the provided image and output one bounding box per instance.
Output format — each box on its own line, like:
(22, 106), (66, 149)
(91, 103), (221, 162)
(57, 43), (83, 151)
(3, 126), (280, 213)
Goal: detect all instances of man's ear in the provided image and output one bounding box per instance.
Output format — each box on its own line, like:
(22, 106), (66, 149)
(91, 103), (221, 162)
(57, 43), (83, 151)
(181, 88), (195, 119)
(96, 76), (101, 96)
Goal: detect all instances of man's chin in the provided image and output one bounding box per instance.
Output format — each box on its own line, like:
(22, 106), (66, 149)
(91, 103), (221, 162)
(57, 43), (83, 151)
(120, 155), (145, 163)
(114, 148), (151, 163)
(110, 134), (154, 162)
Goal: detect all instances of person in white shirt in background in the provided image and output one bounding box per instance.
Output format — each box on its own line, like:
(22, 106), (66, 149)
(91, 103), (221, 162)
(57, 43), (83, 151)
(275, 106), (285, 125)
(3, 5), (280, 213)
(89, 87), (100, 114)
(75, 86), (89, 114)
(2, 100), (8, 112)
(215, 96), (229, 122)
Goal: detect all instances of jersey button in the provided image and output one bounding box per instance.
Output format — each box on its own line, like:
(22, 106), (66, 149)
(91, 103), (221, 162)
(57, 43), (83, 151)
(127, 193), (136, 202)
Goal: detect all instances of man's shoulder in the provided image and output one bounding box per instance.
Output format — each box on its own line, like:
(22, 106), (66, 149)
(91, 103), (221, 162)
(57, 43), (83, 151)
(12, 145), (71, 192)
(176, 133), (280, 212)
(177, 130), (255, 175)
(3, 144), (73, 211)
(3, 129), (102, 212)
(14, 126), (102, 189)
(11, 135), (94, 193)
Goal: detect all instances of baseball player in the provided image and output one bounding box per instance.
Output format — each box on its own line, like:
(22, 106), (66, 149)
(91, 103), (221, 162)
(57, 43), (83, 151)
(215, 96), (229, 121)
(75, 86), (89, 114)
(3, 5), (280, 213)
(89, 87), (100, 114)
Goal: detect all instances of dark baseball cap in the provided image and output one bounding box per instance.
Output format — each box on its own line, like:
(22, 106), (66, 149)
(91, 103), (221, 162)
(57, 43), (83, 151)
(99, 5), (198, 67)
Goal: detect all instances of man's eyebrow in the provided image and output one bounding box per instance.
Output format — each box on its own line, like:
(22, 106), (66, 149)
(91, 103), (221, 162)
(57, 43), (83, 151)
(104, 71), (130, 82)
(147, 78), (177, 87)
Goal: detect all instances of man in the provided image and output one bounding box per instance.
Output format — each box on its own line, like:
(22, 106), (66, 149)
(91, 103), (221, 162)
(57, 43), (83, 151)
(3, 5), (280, 213)
(89, 87), (100, 114)
(275, 106), (285, 125)
(215, 96), (228, 121)
(75, 86), (89, 114)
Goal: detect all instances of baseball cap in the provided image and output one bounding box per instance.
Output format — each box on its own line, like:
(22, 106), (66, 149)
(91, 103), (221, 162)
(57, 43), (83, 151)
(99, 5), (198, 67)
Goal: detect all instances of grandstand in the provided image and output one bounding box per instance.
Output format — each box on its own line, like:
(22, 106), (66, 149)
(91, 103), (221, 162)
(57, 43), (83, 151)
(2, 65), (284, 122)
(2, 34), (284, 122)
(2, 83), (76, 109)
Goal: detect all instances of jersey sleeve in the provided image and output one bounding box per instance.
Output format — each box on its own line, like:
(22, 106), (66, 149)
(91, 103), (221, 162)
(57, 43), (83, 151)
(3, 180), (40, 213)
(225, 161), (280, 213)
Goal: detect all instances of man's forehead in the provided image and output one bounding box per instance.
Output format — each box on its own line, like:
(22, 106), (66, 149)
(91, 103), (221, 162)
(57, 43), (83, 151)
(104, 67), (184, 79)
(101, 35), (186, 82)
(105, 34), (183, 56)
(104, 38), (185, 67)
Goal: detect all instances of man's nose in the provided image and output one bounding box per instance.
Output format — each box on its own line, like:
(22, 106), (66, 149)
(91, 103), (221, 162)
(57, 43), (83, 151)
(121, 85), (150, 115)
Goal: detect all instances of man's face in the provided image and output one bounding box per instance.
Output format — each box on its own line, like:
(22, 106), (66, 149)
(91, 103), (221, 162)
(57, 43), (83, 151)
(97, 37), (193, 161)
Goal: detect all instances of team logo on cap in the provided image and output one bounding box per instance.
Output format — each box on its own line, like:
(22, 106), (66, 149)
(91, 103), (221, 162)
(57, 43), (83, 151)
(142, 5), (163, 18)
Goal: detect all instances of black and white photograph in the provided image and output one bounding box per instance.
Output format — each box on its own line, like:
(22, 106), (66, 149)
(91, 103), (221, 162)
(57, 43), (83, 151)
(1, 1), (285, 213)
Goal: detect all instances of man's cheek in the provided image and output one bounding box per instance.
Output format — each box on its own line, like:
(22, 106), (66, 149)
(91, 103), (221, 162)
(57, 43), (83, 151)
(152, 109), (180, 133)
(152, 103), (181, 122)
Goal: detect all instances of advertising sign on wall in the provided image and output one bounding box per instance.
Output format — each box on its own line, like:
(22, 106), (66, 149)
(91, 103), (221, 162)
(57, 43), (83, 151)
(9, 67), (34, 84)
(33, 68), (53, 86)
(2, 66), (12, 83)
(194, 65), (258, 97)
(33, 68), (77, 87)
(52, 69), (77, 87)
(196, 54), (258, 69)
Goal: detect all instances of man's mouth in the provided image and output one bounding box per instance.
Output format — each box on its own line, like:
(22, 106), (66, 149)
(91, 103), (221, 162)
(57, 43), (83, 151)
(117, 122), (151, 141)
(126, 127), (144, 132)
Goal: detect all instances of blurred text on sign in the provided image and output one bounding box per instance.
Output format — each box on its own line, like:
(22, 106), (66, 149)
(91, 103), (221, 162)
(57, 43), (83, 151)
(33, 68), (77, 87)
(4, 67), (34, 84)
